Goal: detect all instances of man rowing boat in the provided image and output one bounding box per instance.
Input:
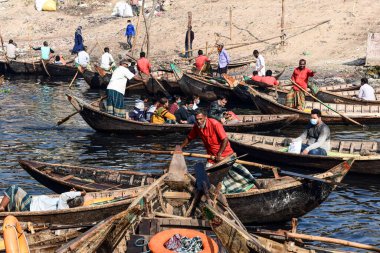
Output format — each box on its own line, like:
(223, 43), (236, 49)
(180, 110), (257, 193)
(286, 59), (315, 110)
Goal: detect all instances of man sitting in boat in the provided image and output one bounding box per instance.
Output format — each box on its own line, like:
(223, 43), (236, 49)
(175, 98), (195, 124)
(180, 110), (257, 193)
(0, 185), (85, 212)
(75, 46), (90, 69)
(357, 78), (375, 101)
(6, 39), (18, 60)
(151, 97), (177, 124)
(106, 59), (145, 118)
(129, 99), (148, 122)
(194, 50), (211, 75)
(208, 96), (228, 123)
(261, 70), (279, 86)
(54, 55), (66, 65)
(294, 109), (330, 156)
(100, 47), (115, 72)
(31, 41), (55, 61)
(146, 98), (159, 122)
(250, 70), (262, 82)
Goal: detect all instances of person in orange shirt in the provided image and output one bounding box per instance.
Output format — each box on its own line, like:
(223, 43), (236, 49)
(195, 50), (209, 70)
(251, 70), (262, 82)
(286, 59), (315, 110)
(137, 51), (151, 78)
(260, 70), (279, 86)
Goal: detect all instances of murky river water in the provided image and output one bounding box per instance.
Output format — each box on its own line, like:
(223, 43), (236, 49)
(0, 77), (379, 251)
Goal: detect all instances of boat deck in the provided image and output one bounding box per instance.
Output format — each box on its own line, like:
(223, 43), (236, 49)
(126, 218), (227, 253)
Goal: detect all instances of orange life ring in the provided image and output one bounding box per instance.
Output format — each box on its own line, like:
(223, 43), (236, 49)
(3, 215), (30, 253)
(148, 228), (218, 253)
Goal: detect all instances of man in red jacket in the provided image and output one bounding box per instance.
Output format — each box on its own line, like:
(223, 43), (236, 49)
(286, 59), (316, 110)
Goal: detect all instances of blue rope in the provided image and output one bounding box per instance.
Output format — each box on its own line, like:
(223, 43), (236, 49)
(134, 238), (150, 253)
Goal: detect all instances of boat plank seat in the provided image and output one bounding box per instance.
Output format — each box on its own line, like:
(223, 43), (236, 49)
(162, 191), (192, 200)
(61, 175), (75, 181)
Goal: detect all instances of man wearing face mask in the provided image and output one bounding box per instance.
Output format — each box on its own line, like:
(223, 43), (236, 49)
(295, 109), (330, 156)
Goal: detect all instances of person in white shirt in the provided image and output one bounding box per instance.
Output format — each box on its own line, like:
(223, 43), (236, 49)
(357, 78), (376, 101)
(106, 59), (145, 118)
(6, 39), (17, 60)
(0, 185), (86, 212)
(100, 47), (115, 72)
(75, 46), (90, 68)
(253, 49), (265, 76)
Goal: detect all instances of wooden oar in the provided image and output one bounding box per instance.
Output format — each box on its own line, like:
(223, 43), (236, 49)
(68, 69), (79, 89)
(254, 229), (380, 252)
(290, 79), (366, 128)
(56, 96), (106, 126)
(150, 73), (171, 97)
(128, 149), (347, 185)
(41, 59), (51, 77)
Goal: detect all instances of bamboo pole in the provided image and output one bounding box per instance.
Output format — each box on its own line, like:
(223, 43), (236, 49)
(285, 232), (380, 252)
(280, 0), (285, 46)
(229, 6), (232, 41)
(187, 11), (192, 58)
(132, 3), (143, 56)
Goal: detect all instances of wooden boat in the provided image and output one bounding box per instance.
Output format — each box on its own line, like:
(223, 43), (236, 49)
(0, 187), (145, 227)
(19, 156), (351, 224)
(18, 160), (160, 193)
(239, 85), (380, 125)
(211, 58), (255, 70)
(78, 66), (110, 89)
(315, 89), (380, 105)
(225, 158), (353, 223)
(67, 94), (299, 134)
(0, 222), (83, 253)
(171, 63), (237, 101)
(19, 155), (234, 193)
(56, 149), (319, 253)
(0, 59), (43, 75)
(332, 88), (380, 96)
(228, 132), (380, 175)
(43, 63), (79, 77)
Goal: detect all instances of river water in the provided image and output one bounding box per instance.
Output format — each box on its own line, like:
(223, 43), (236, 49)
(0, 77), (379, 251)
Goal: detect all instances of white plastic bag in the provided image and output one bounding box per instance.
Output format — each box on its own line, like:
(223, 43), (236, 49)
(35, 0), (46, 11)
(288, 140), (302, 154)
(111, 1), (133, 17)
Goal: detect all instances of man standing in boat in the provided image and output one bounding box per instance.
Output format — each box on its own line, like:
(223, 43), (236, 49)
(253, 49), (265, 77)
(286, 59), (315, 110)
(180, 110), (257, 193)
(106, 59), (145, 118)
(294, 109), (330, 156)
(217, 43), (230, 76)
(357, 77), (376, 101)
(31, 41), (54, 61)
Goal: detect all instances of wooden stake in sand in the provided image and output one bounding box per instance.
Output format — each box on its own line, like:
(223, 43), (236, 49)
(187, 11), (192, 57)
(281, 0), (285, 46)
(229, 6), (232, 41)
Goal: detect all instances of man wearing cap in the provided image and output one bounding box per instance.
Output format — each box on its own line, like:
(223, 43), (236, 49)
(106, 59), (145, 118)
(217, 43), (230, 76)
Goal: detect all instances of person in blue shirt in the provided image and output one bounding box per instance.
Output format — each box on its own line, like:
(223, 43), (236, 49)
(72, 26), (84, 55)
(125, 20), (136, 49)
(129, 99), (147, 122)
(31, 41), (54, 61)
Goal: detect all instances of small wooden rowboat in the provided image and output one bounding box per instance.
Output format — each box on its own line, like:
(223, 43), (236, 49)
(171, 63), (237, 101)
(238, 85), (380, 125)
(0, 59), (43, 75)
(19, 157), (352, 224)
(43, 63), (79, 77)
(19, 156), (235, 193)
(228, 132), (380, 175)
(56, 149), (320, 253)
(315, 89), (380, 105)
(79, 66), (181, 96)
(332, 88), (380, 96)
(0, 186), (145, 227)
(18, 160), (160, 193)
(66, 94), (299, 134)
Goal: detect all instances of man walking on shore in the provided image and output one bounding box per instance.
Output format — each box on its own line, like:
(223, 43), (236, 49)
(125, 20), (136, 49)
